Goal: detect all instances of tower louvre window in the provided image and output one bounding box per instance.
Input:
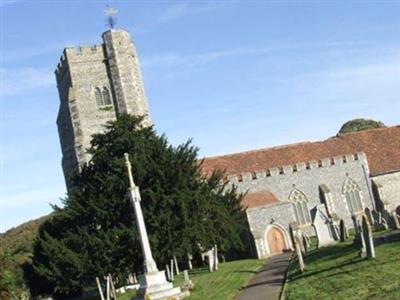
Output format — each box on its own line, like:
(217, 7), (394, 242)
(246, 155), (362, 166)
(95, 87), (103, 106)
(102, 87), (112, 105)
(94, 86), (113, 107)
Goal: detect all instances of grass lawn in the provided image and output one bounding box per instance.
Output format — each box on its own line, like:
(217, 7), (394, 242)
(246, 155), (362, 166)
(284, 230), (400, 300)
(116, 259), (265, 300)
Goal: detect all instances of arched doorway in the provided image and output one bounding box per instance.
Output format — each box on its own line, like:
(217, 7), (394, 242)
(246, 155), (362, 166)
(267, 226), (285, 256)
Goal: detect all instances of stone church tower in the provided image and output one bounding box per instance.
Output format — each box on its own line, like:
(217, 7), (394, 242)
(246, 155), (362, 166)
(55, 29), (151, 188)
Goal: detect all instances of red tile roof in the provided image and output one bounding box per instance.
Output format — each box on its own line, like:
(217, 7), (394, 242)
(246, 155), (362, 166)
(201, 126), (400, 177)
(242, 191), (279, 209)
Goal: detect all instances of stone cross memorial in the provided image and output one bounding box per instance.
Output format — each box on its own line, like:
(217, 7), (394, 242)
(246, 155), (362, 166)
(124, 153), (189, 300)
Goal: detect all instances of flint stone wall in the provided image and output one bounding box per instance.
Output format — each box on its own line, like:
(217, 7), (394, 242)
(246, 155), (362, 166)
(55, 30), (151, 188)
(227, 152), (375, 257)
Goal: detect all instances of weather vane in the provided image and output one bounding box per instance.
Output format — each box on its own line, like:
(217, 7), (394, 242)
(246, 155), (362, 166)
(105, 5), (118, 29)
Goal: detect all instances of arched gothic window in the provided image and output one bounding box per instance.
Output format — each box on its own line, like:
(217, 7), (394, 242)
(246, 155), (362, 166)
(343, 179), (363, 214)
(95, 87), (103, 106)
(94, 86), (113, 107)
(289, 189), (311, 225)
(102, 87), (112, 105)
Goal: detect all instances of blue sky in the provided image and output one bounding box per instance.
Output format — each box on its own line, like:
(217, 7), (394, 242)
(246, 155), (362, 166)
(1, 1), (399, 232)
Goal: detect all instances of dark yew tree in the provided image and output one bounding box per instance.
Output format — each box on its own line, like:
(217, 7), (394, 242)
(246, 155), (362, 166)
(30, 115), (245, 297)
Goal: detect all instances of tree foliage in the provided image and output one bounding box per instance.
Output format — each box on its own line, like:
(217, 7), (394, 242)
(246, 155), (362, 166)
(30, 115), (245, 297)
(0, 248), (28, 300)
(338, 118), (385, 134)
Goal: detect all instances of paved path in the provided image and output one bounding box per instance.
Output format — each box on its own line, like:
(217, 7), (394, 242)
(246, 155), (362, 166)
(236, 252), (292, 300)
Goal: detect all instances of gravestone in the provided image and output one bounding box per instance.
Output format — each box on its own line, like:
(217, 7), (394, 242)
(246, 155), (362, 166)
(187, 253), (193, 270)
(356, 219), (367, 257)
(181, 270), (194, 291)
(294, 232), (305, 272)
(372, 210), (380, 226)
(339, 219), (348, 242)
(165, 264), (171, 281)
(289, 224), (305, 272)
(362, 216), (376, 258)
(352, 215), (362, 243)
(207, 249), (214, 272)
(302, 235), (309, 255)
(392, 211), (400, 229)
(302, 234), (310, 248)
(381, 216), (389, 230)
(213, 245), (219, 271)
(170, 259), (174, 281)
(312, 205), (336, 248)
(173, 255), (180, 275)
(364, 208), (374, 226)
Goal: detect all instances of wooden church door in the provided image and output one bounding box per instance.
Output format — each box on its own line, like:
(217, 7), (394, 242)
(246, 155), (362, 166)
(267, 227), (285, 256)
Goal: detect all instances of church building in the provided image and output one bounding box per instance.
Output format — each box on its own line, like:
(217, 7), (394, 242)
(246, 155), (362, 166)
(55, 29), (400, 259)
(202, 126), (400, 258)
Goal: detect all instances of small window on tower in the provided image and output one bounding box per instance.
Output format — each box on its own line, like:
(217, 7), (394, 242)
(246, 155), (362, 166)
(102, 87), (112, 105)
(95, 87), (103, 106)
(94, 86), (113, 108)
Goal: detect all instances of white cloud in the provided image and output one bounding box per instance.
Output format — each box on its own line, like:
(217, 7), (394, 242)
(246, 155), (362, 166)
(1, 67), (54, 96)
(135, 2), (223, 34)
(141, 41), (379, 72)
(292, 55), (400, 109)
(158, 3), (190, 23)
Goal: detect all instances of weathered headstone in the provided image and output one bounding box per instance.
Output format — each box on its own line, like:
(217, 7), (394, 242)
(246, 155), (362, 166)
(330, 220), (341, 241)
(302, 235), (309, 255)
(289, 224), (305, 272)
(96, 277), (105, 300)
(312, 205), (336, 248)
(372, 210), (380, 227)
(170, 259), (175, 281)
(106, 275), (110, 300)
(173, 255), (180, 275)
(364, 208), (374, 226)
(181, 270), (194, 291)
(356, 219), (367, 257)
(207, 249), (214, 272)
(302, 234), (311, 248)
(108, 274), (117, 300)
(187, 253), (193, 270)
(294, 233), (305, 272)
(339, 219), (348, 242)
(214, 245), (219, 271)
(166, 264), (171, 281)
(392, 211), (400, 229)
(362, 216), (375, 258)
(381, 216), (389, 230)
(128, 274), (134, 284)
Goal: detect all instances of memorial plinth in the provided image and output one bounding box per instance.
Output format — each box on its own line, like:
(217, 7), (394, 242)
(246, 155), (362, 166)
(124, 153), (189, 300)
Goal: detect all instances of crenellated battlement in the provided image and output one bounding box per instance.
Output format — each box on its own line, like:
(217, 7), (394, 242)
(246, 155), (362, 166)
(55, 44), (105, 76)
(227, 152), (367, 183)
